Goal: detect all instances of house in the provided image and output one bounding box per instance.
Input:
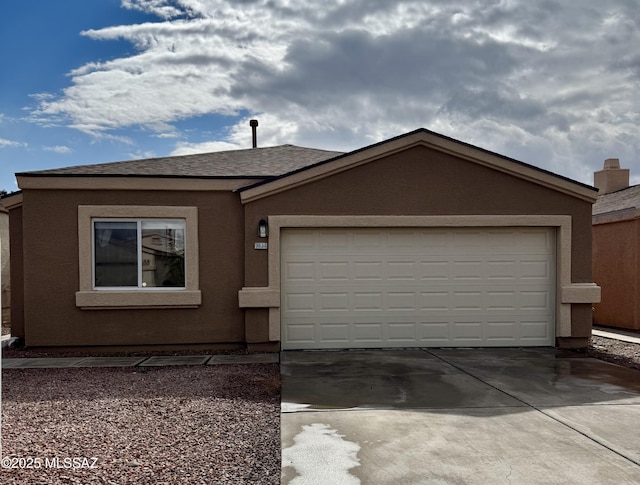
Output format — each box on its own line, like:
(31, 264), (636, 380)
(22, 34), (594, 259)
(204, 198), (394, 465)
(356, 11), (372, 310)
(5, 128), (601, 352)
(592, 158), (640, 331)
(0, 202), (9, 325)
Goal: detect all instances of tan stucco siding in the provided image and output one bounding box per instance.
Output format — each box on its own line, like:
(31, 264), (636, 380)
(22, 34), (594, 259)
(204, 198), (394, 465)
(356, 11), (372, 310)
(244, 145), (595, 341)
(245, 146), (593, 283)
(9, 206), (24, 338)
(1, 210), (9, 324)
(20, 189), (245, 347)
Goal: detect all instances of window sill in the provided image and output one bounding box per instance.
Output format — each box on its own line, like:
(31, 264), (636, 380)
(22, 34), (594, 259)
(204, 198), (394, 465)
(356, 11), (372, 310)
(75, 290), (201, 310)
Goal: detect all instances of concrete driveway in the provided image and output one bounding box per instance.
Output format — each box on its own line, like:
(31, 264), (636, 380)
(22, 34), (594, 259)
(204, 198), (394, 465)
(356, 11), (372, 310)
(281, 348), (640, 484)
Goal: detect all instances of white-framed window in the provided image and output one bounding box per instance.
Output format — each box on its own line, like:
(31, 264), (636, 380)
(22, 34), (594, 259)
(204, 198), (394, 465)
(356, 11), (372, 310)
(76, 206), (200, 309)
(93, 219), (186, 289)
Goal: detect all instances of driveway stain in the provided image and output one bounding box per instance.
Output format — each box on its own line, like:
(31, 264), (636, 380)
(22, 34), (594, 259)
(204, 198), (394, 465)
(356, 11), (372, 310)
(282, 423), (361, 484)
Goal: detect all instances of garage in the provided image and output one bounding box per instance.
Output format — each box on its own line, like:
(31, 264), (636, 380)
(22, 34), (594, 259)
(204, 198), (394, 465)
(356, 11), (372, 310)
(281, 227), (555, 349)
(238, 129), (600, 351)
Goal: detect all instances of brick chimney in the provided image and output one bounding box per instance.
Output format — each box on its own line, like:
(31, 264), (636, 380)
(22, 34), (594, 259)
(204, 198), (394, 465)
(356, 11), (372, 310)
(593, 158), (629, 195)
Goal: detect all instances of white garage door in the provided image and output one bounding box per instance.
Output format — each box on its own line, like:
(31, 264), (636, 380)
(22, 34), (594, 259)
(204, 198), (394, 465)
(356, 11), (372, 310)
(281, 227), (555, 349)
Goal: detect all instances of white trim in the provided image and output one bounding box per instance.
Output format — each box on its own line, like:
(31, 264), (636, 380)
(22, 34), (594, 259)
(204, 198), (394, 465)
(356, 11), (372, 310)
(91, 218), (187, 290)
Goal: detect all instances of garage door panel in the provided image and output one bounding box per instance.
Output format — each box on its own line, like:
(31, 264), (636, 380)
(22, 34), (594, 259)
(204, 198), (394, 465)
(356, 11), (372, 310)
(485, 321), (519, 341)
(318, 231), (349, 250)
(419, 261), (450, 280)
(520, 229), (553, 249)
(419, 291), (450, 310)
(353, 322), (382, 339)
(520, 291), (551, 310)
(282, 228), (555, 349)
(387, 231), (418, 249)
(486, 260), (518, 279)
(521, 260), (551, 279)
(320, 323), (350, 343)
(353, 261), (384, 280)
(486, 291), (518, 310)
(386, 261), (416, 280)
(386, 292), (416, 310)
(318, 262), (350, 282)
(451, 320), (484, 341)
(353, 231), (384, 249)
(352, 292), (383, 311)
(285, 323), (316, 345)
(283, 293), (315, 312)
(452, 291), (484, 310)
(283, 261), (315, 281)
(319, 292), (349, 311)
(420, 321), (450, 342)
(452, 261), (484, 280)
(520, 320), (552, 340)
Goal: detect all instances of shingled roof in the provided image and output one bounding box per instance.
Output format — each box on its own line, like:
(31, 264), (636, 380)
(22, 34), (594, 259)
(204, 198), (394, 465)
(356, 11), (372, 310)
(18, 145), (344, 179)
(593, 184), (640, 216)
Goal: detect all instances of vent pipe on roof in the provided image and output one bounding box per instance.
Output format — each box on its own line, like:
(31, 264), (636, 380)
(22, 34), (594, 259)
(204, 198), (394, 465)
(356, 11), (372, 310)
(250, 119), (258, 148)
(594, 158), (630, 195)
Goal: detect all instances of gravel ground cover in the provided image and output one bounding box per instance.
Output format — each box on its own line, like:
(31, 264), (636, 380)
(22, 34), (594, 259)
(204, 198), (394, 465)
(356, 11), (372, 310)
(1, 364), (280, 484)
(587, 334), (640, 370)
(1, 331), (639, 484)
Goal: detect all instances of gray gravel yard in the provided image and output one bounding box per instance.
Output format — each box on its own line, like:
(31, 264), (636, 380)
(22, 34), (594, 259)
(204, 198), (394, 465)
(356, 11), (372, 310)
(1, 364), (280, 484)
(587, 334), (640, 370)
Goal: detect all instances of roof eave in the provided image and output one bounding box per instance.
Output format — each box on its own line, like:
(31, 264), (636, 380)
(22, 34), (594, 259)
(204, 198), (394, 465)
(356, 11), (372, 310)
(16, 175), (267, 192)
(0, 190), (23, 210)
(240, 128), (599, 204)
(593, 207), (640, 225)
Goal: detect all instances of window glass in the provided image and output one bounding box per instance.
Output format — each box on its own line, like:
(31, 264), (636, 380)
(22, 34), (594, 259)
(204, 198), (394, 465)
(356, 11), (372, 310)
(93, 219), (186, 289)
(141, 221), (185, 287)
(94, 222), (138, 287)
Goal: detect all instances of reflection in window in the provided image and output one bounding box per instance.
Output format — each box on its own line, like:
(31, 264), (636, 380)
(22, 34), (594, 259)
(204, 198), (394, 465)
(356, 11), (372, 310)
(141, 221), (185, 287)
(93, 220), (186, 289)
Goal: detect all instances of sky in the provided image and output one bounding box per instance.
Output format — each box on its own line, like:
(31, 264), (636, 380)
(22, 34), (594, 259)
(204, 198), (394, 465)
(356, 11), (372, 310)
(1, 0), (640, 193)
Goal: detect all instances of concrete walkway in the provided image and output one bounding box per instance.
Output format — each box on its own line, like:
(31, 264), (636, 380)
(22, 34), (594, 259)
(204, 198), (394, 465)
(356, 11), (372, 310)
(282, 348), (640, 484)
(1, 324), (637, 368)
(1, 353), (278, 368)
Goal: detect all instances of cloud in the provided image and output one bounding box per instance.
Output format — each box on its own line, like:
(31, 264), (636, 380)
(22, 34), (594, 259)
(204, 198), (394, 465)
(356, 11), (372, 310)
(121, 0), (187, 19)
(171, 140), (241, 156)
(27, 0), (640, 184)
(43, 145), (73, 154)
(0, 138), (27, 149)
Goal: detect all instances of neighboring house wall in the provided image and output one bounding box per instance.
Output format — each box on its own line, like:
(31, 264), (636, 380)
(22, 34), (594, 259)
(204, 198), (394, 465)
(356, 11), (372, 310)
(0, 208), (9, 324)
(593, 216), (640, 330)
(243, 145), (596, 345)
(9, 205), (24, 339)
(591, 158), (639, 331)
(19, 189), (246, 348)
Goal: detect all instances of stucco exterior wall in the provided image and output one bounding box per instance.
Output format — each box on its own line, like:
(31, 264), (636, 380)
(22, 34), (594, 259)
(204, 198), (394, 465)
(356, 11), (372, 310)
(0, 209), (9, 324)
(244, 145), (595, 344)
(593, 218), (640, 330)
(9, 206), (24, 338)
(19, 189), (246, 348)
